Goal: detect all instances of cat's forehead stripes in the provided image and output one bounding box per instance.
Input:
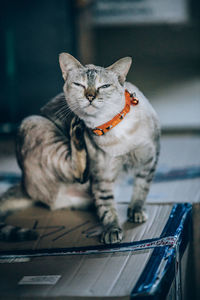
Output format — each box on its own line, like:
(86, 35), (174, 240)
(77, 66), (108, 87)
(86, 69), (98, 87)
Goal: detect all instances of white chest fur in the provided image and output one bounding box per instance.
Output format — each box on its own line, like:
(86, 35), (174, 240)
(93, 106), (142, 156)
(93, 106), (157, 157)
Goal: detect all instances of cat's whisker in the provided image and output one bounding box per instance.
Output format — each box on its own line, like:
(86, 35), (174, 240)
(53, 103), (75, 122)
(54, 100), (68, 110)
(55, 106), (68, 115)
(56, 107), (73, 120)
(55, 109), (70, 120)
(55, 103), (81, 121)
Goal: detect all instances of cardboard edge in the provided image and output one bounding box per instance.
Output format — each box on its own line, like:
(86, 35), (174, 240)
(130, 203), (192, 299)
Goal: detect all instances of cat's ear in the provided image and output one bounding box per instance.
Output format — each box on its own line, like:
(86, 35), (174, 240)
(59, 53), (83, 80)
(106, 57), (132, 85)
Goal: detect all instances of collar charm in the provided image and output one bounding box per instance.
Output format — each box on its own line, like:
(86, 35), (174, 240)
(92, 89), (139, 136)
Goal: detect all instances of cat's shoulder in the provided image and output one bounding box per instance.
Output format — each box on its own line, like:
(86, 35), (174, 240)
(125, 82), (159, 120)
(40, 93), (74, 134)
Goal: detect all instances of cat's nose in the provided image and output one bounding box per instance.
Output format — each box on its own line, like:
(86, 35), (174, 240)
(85, 88), (97, 102)
(86, 93), (96, 102)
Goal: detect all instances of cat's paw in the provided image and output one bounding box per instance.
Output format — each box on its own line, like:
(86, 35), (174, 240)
(70, 116), (86, 151)
(100, 226), (123, 244)
(127, 207), (148, 223)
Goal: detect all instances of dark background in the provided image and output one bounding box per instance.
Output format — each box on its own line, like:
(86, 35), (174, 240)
(0, 0), (199, 132)
(0, 0), (76, 128)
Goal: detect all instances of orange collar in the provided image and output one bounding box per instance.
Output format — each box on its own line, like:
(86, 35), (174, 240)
(92, 89), (139, 136)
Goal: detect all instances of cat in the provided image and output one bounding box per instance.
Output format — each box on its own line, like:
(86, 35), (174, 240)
(0, 53), (160, 244)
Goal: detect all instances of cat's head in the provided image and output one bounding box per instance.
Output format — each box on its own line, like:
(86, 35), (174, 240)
(59, 53), (132, 128)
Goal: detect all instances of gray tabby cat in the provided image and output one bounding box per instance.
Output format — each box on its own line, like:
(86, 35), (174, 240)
(0, 53), (160, 244)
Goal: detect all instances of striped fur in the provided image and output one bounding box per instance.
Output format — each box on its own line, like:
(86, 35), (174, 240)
(0, 223), (38, 242)
(0, 184), (38, 241)
(0, 54), (160, 244)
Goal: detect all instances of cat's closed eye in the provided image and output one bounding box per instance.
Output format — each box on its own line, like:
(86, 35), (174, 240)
(73, 82), (85, 89)
(99, 84), (111, 89)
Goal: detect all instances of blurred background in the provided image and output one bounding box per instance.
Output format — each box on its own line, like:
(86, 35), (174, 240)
(0, 0), (199, 133)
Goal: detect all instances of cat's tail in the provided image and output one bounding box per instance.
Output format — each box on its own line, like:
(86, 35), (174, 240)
(0, 184), (38, 242)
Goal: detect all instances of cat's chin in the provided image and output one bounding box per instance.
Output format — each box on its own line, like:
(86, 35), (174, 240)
(83, 105), (99, 115)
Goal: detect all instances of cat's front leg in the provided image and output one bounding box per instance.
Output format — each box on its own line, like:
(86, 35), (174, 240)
(94, 181), (123, 244)
(128, 147), (159, 223)
(127, 173), (149, 223)
(70, 116), (89, 183)
(91, 157), (123, 244)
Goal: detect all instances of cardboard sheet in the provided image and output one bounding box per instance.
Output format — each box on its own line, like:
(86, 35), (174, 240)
(0, 204), (172, 252)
